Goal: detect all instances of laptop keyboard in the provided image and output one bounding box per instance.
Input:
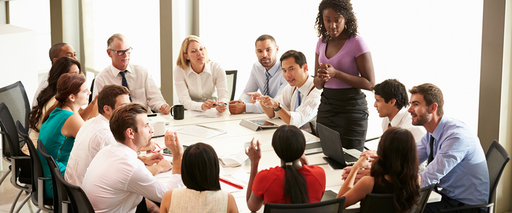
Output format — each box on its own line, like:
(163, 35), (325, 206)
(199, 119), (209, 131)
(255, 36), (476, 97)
(344, 153), (359, 163)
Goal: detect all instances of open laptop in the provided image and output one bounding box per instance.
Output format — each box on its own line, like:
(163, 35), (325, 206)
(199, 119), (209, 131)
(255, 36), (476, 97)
(239, 119), (279, 131)
(317, 123), (362, 169)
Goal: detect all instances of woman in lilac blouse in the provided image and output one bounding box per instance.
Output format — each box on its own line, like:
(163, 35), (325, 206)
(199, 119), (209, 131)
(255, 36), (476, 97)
(314, 0), (375, 151)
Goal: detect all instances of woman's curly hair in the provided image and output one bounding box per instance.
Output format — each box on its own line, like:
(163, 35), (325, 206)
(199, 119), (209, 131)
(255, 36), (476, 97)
(315, 0), (358, 42)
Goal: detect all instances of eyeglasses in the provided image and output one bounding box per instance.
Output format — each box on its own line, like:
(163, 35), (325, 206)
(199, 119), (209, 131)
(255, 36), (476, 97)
(109, 47), (133, 56)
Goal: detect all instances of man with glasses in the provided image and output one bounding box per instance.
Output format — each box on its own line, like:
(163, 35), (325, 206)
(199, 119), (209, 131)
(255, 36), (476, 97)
(93, 33), (171, 114)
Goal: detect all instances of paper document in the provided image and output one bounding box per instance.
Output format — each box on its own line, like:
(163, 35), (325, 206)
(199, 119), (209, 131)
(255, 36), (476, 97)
(219, 149), (248, 167)
(187, 110), (221, 118)
(177, 125), (226, 138)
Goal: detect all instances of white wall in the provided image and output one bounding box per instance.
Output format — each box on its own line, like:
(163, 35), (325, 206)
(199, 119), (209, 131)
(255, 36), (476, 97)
(200, 0), (483, 134)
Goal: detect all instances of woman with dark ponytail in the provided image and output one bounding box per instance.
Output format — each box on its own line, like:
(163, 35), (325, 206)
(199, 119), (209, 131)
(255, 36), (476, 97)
(337, 127), (420, 212)
(37, 73), (90, 199)
(246, 125), (326, 211)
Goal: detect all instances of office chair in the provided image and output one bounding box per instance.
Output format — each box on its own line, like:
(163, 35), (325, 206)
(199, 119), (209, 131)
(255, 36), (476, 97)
(225, 70), (237, 101)
(440, 140), (510, 213)
(0, 81), (31, 134)
(410, 183), (437, 213)
(38, 140), (66, 213)
(17, 121), (54, 212)
(359, 193), (396, 213)
(263, 196), (345, 213)
(53, 167), (95, 213)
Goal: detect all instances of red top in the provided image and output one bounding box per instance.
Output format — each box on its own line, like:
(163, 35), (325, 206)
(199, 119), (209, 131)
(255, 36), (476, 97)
(252, 165), (326, 204)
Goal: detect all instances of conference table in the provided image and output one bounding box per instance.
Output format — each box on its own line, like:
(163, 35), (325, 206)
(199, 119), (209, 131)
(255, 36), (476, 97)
(148, 109), (439, 212)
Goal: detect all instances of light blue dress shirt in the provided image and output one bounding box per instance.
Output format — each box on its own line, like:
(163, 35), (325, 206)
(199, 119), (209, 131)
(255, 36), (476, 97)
(239, 61), (287, 113)
(418, 116), (489, 206)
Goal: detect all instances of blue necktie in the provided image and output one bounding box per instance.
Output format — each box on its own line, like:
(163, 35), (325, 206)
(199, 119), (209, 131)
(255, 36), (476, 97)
(263, 71), (270, 96)
(295, 90), (301, 111)
(119, 70), (132, 101)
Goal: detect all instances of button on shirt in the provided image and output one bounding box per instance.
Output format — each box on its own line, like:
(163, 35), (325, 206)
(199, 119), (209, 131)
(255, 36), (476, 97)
(65, 114), (115, 186)
(174, 61), (230, 111)
(418, 116), (489, 206)
(380, 108), (425, 142)
(93, 64), (167, 112)
(239, 62), (287, 113)
(274, 76), (322, 128)
(82, 143), (184, 213)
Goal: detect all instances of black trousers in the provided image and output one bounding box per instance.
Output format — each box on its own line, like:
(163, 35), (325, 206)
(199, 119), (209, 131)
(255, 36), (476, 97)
(317, 88), (369, 151)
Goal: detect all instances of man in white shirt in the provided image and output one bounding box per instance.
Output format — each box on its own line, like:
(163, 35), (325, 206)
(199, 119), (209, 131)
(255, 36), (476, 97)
(256, 50), (322, 130)
(32, 43), (78, 107)
(66, 85), (170, 187)
(82, 103), (184, 213)
(229, 34), (287, 114)
(373, 79), (425, 141)
(93, 33), (171, 114)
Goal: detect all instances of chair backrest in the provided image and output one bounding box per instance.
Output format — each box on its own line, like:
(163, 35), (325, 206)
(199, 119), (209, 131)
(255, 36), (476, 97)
(225, 70), (237, 101)
(89, 78), (95, 103)
(37, 139), (65, 209)
(0, 81), (31, 134)
(0, 103), (20, 159)
(263, 196), (345, 213)
(53, 167), (95, 213)
(17, 121), (53, 211)
(486, 140), (510, 204)
(410, 183), (437, 213)
(359, 193), (396, 213)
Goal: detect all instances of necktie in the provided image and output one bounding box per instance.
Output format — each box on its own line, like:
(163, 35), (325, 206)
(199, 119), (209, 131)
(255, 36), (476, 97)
(263, 71), (270, 96)
(295, 90), (301, 111)
(428, 135), (435, 164)
(388, 123), (392, 129)
(119, 70), (132, 101)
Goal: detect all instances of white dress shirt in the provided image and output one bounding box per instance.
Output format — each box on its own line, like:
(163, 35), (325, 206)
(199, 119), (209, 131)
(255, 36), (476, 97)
(239, 62), (287, 113)
(82, 143), (184, 213)
(93, 64), (167, 112)
(65, 114), (115, 186)
(174, 61), (229, 111)
(380, 108), (425, 142)
(274, 76), (322, 128)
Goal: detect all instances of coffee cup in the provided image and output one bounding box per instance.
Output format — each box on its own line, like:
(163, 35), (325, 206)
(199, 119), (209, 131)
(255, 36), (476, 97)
(171, 104), (185, 120)
(153, 121), (166, 136)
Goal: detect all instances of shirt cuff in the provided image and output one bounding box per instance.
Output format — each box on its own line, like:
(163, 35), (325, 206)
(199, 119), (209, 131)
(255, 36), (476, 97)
(245, 103), (264, 113)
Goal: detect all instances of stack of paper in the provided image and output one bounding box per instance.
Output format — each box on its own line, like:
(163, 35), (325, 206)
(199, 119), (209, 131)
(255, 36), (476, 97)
(177, 125), (226, 138)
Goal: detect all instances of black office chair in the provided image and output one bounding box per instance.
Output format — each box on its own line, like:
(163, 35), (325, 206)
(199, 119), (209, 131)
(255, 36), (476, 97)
(440, 140), (510, 213)
(88, 78), (95, 103)
(410, 183), (437, 213)
(225, 70), (237, 100)
(17, 121), (54, 212)
(53, 167), (95, 213)
(0, 103), (32, 212)
(0, 81), (31, 134)
(38, 140), (66, 213)
(359, 193), (396, 213)
(263, 196), (345, 213)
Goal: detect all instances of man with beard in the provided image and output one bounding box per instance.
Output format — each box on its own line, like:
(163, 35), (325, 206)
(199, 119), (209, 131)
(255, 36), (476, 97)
(229, 34), (287, 114)
(408, 83), (489, 213)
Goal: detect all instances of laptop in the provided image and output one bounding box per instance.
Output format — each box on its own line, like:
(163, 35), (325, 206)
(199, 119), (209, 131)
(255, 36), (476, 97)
(239, 119), (279, 131)
(317, 123), (361, 169)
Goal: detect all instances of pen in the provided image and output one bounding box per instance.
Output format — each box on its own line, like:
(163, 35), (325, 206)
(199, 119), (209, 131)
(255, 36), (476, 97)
(219, 177), (244, 190)
(213, 102), (228, 106)
(151, 135), (165, 139)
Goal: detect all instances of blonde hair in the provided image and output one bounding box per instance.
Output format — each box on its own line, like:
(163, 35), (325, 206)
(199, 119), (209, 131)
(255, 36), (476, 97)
(176, 35), (210, 69)
(107, 33), (127, 49)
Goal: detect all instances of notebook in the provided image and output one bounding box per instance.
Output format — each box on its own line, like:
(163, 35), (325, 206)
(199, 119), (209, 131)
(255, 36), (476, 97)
(317, 123), (361, 169)
(239, 119), (279, 131)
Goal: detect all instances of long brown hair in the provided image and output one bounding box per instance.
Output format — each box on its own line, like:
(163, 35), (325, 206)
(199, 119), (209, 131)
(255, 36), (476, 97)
(42, 74), (86, 124)
(29, 57), (81, 131)
(371, 127), (420, 213)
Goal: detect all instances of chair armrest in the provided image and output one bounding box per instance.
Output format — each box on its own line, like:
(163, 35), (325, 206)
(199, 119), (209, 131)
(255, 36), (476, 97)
(37, 177), (52, 209)
(439, 203), (493, 212)
(62, 200), (71, 213)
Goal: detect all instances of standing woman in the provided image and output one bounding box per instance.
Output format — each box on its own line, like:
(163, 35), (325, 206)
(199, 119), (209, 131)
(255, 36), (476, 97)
(246, 125), (326, 212)
(38, 73), (89, 198)
(174, 35), (229, 112)
(337, 127), (420, 212)
(314, 0), (375, 151)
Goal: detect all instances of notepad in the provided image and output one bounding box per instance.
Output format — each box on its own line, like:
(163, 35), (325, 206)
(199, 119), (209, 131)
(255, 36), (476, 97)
(176, 125), (226, 138)
(219, 149), (248, 167)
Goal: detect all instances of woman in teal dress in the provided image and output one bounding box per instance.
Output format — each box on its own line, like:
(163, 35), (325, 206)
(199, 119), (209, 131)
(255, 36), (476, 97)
(38, 73), (89, 198)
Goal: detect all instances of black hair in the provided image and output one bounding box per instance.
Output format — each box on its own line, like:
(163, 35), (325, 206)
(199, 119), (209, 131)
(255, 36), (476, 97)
(181, 142), (221, 191)
(373, 79), (409, 110)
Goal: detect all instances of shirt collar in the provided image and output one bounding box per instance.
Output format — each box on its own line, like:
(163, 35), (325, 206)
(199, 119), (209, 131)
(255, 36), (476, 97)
(431, 116), (447, 139)
(262, 61), (282, 77)
(109, 64), (132, 76)
(185, 62), (211, 76)
(115, 142), (138, 158)
(389, 108), (409, 127)
(297, 76), (314, 94)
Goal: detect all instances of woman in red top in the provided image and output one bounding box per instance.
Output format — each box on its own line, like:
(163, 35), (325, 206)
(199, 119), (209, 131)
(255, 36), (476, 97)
(246, 125), (326, 211)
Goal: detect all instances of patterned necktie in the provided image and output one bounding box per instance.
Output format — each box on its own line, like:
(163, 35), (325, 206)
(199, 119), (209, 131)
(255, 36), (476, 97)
(295, 90), (301, 111)
(428, 135), (435, 164)
(263, 71), (270, 96)
(119, 70), (132, 101)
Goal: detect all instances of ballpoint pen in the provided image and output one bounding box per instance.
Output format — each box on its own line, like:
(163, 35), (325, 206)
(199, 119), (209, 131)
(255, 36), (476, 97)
(213, 102), (228, 106)
(219, 177), (244, 189)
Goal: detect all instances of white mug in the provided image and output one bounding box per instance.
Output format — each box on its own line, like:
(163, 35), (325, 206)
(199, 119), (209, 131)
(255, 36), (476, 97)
(153, 121), (166, 136)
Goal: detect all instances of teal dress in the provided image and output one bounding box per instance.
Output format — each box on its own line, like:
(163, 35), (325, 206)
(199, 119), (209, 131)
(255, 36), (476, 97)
(38, 107), (75, 198)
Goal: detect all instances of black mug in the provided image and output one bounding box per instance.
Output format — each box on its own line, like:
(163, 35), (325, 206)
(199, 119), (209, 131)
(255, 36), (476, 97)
(171, 105), (185, 120)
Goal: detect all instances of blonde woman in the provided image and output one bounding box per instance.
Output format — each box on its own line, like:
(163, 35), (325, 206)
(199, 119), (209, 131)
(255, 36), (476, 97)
(174, 35), (229, 112)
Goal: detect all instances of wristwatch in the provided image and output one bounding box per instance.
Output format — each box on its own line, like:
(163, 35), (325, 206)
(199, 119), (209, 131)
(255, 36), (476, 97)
(273, 103), (282, 112)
